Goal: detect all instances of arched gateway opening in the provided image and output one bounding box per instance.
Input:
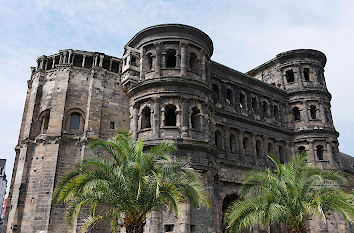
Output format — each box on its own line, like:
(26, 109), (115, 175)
(222, 194), (239, 232)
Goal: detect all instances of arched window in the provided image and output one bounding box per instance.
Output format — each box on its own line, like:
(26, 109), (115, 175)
(230, 134), (236, 152)
(273, 105), (279, 120)
(146, 53), (153, 71)
(69, 113), (81, 130)
(298, 146), (306, 154)
(304, 68), (310, 81)
(212, 84), (219, 100)
(226, 89), (233, 105)
(243, 137), (249, 155)
(141, 107), (151, 129)
(189, 53), (198, 72)
(279, 146), (284, 164)
(268, 143), (273, 155)
(239, 93), (246, 109)
(293, 107), (301, 121)
(251, 97), (257, 112)
(215, 131), (222, 149)
(73, 54), (83, 67)
(40, 111), (50, 134)
(316, 145), (324, 160)
(164, 104), (176, 126)
(191, 107), (201, 130)
(286, 70), (295, 83)
(256, 140), (262, 157)
(262, 101), (268, 116)
(310, 105), (317, 119)
(166, 49), (176, 68)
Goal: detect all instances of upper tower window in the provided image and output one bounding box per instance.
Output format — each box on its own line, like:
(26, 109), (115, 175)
(226, 89), (233, 105)
(215, 130), (222, 149)
(189, 53), (199, 72)
(316, 145), (324, 160)
(164, 104), (176, 126)
(262, 101), (268, 116)
(243, 137), (250, 155)
(69, 113), (81, 130)
(251, 97), (257, 112)
(310, 105), (317, 119)
(293, 107), (301, 121)
(268, 143), (273, 155)
(166, 49), (176, 68)
(304, 68), (310, 81)
(279, 146), (284, 164)
(212, 84), (219, 101)
(298, 146), (306, 154)
(191, 107), (201, 130)
(286, 70), (295, 83)
(141, 107), (152, 129)
(146, 53), (153, 71)
(130, 56), (138, 66)
(256, 140), (262, 157)
(239, 93), (246, 109)
(230, 134), (236, 152)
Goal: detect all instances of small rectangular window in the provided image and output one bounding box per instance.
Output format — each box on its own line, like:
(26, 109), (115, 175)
(110, 122), (115, 130)
(164, 224), (174, 232)
(304, 68), (310, 81)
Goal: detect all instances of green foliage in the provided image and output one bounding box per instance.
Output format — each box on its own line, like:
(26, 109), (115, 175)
(52, 130), (210, 232)
(224, 152), (354, 233)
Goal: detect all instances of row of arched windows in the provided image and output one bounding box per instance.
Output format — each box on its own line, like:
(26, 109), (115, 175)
(292, 104), (331, 122)
(212, 83), (282, 121)
(214, 129), (286, 164)
(38, 109), (85, 135)
(144, 49), (200, 72)
(139, 104), (202, 130)
(297, 145), (325, 161)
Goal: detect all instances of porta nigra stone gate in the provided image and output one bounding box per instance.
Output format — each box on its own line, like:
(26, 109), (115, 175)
(3, 24), (354, 233)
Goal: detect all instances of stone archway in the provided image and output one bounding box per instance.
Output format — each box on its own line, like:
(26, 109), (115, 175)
(221, 193), (239, 232)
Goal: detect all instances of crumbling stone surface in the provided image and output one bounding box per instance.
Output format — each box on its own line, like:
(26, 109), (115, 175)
(3, 24), (354, 233)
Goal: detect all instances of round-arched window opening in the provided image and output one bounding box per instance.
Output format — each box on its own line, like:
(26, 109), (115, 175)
(166, 49), (176, 68)
(215, 130), (222, 149)
(146, 53), (153, 71)
(226, 89), (233, 105)
(293, 107), (301, 121)
(69, 113), (81, 130)
(164, 104), (177, 126)
(212, 84), (219, 101)
(189, 52), (199, 72)
(316, 145), (324, 160)
(239, 93), (246, 109)
(310, 105), (317, 120)
(191, 107), (201, 130)
(141, 107), (152, 129)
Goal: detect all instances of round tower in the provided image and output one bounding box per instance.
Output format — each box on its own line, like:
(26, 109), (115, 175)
(121, 24), (217, 233)
(277, 49), (339, 168)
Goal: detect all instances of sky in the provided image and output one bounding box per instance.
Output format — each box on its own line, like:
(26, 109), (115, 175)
(0, 0), (353, 190)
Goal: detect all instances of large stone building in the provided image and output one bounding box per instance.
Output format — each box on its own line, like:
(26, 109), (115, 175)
(3, 24), (354, 233)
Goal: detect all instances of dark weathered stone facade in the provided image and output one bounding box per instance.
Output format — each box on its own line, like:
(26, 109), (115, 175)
(3, 24), (354, 233)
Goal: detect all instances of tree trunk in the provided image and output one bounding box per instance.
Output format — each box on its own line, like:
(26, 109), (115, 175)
(288, 222), (309, 233)
(125, 220), (145, 233)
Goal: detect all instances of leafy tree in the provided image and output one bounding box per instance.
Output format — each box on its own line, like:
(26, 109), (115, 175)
(224, 152), (354, 233)
(52, 130), (210, 233)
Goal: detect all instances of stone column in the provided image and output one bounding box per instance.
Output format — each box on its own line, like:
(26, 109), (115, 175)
(130, 103), (139, 139)
(251, 133), (257, 165)
(181, 98), (189, 138)
(319, 102), (326, 123)
(99, 55), (104, 67)
(180, 42), (187, 77)
(155, 43), (162, 77)
(82, 55), (86, 68)
(239, 131), (245, 162)
(140, 48), (146, 80)
(308, 140), (315, 164)
(153, 97), (161, 138)
(303, 101), (310, 123)
(326, 140), (334, 166)
(297, 66), (304, 87)
(178, 202), (191, 233)
(224, 126), (230, 156)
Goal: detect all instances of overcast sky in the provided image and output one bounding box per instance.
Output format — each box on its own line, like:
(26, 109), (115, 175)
(1, 0), (353, 187)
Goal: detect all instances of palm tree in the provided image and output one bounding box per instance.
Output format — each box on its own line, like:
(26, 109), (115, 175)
(224, 152), (354, 233)
(52, 130), (210, 233)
